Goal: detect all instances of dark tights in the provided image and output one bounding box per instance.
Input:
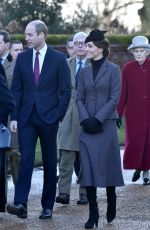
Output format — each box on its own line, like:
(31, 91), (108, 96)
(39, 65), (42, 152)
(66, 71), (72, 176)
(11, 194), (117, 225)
(86, 186), (116, 199)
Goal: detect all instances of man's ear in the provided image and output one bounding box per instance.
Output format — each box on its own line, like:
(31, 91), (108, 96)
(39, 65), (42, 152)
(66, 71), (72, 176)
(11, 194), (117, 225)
(39, 32), (45, 39)
(6, 42), (10, 49)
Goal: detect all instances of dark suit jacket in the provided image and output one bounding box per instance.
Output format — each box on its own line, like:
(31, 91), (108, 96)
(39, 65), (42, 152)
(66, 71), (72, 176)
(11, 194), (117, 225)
(0, 74), (15, 123)
(0, 63), (6, 79)
(11, 47), (71, 126)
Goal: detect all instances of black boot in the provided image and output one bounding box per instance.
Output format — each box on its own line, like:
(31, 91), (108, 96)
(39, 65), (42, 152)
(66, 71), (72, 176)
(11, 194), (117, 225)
(84, 186), (99, 229)
(106, 186), (116, 224)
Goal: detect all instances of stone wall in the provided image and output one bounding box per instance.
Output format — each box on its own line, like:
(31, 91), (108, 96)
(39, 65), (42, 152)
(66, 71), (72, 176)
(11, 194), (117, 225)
(109, 45), (133, 69)
(51, 44), (134, 70)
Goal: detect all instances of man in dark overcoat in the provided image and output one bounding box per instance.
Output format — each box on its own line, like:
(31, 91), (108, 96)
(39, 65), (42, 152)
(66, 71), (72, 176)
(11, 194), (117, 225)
(0, 72), (15, 212)
(0, 30), (20, 185)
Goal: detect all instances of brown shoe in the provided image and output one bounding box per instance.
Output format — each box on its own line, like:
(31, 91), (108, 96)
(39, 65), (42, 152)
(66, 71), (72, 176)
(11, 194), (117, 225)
(56, 193), (70, 204)
(77, 194), (88, 205)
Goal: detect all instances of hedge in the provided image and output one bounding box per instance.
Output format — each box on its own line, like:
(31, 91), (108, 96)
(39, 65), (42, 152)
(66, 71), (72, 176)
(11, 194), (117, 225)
(10, 34), (150, 46)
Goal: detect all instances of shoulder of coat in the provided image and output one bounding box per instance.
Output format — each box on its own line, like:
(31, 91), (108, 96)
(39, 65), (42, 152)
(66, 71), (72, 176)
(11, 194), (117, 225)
(123, 60), (137, 70)
(105, 59), (120, 69)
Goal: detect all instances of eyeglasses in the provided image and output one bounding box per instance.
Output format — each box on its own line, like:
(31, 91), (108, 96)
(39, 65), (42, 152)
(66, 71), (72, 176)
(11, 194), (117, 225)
(74, 41), (86, 47)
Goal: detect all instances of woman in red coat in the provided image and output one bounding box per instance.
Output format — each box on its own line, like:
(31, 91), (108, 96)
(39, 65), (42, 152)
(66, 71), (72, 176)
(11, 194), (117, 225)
(118, 35), (150, 185)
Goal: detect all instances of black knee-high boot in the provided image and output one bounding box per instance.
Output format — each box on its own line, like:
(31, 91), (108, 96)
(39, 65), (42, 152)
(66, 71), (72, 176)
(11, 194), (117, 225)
(106, 186), (116, 223)
(84, 186), (99, 229)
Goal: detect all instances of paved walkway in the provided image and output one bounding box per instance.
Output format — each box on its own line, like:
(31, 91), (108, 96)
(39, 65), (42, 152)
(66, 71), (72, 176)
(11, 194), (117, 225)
(1, 150), (150, 230)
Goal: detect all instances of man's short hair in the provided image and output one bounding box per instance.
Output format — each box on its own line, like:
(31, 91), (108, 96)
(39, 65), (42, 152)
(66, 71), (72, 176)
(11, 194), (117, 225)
(66, 36), (74, 46)
(10, 40), (23, 49)
(0, 30), (10, 43)
(29, 20), (48, 37)
(73, 32), (87, 43)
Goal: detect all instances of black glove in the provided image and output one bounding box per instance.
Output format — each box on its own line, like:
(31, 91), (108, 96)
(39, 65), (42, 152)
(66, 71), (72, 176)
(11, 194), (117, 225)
(82, 118), (103, 134)
(116, 116), (122, 129)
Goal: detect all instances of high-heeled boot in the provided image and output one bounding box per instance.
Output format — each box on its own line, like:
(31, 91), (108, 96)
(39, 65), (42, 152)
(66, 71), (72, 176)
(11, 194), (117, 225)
(106, 186), (116, 224)
(84, 186), (99, 229)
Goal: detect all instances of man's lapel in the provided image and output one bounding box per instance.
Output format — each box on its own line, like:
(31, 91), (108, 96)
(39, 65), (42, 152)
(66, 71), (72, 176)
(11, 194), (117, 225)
(26, 49), (36, 86)
(37, 48), (50, 86)
(3, 53), (13, 69)
(68, 57), (76, 87)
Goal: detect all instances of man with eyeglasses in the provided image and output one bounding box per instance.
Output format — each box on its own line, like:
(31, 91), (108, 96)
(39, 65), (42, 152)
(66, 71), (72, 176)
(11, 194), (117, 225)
(57, 31), (89, 205)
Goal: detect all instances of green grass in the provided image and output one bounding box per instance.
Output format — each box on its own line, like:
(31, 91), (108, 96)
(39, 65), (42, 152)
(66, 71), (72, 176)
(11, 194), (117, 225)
(118, 123), (125, 146)
(35, 139), (42, 167)
(118, 117), (125, 146)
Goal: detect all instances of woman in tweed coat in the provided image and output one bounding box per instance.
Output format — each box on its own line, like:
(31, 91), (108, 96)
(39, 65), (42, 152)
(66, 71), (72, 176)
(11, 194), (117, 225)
(76, 29), (124, 229)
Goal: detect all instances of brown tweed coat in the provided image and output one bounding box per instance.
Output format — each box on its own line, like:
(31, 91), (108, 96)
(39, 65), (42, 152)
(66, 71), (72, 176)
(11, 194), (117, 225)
(57, 57), (89, 151)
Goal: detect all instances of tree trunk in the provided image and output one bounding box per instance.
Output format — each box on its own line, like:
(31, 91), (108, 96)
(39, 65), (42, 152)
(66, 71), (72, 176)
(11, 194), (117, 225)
(138, 0), (150, 33)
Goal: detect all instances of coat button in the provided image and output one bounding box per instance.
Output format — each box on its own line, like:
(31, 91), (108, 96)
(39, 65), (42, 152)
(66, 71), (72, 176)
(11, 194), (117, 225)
(143, 96), (148, 99)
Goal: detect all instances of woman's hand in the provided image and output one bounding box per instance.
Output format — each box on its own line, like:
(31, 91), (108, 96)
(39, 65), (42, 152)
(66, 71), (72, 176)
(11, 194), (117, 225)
(82, 118), (103, 134)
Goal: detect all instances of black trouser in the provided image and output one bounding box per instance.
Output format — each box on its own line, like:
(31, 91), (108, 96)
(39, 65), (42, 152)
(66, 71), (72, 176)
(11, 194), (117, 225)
(14, 107), (58, 210)
(0, 150), (6, 212)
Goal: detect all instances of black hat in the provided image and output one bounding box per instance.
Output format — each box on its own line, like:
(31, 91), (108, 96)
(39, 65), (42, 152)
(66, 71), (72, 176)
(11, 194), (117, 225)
(85, 29), (107, 43)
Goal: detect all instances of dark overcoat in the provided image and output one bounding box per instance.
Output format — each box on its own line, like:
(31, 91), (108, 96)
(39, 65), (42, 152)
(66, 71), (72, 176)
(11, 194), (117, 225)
(118, 58), (150, 170)
(76, 59), (124, 187)
(0, 73), (15, 212)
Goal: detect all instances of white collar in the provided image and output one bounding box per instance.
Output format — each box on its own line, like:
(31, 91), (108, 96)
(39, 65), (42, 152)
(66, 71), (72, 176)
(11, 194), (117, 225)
(76, 57), (87, 65)
(33, 43), (47, 56)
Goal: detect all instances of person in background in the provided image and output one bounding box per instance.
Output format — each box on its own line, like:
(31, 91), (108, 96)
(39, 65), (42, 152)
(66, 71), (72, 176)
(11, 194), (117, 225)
(76, 29), (124, 229)
(6, 20), (71, 220)
(66, 36), (75, 58)
(117, 36), (150, 185)
(10, 40), (23, 60)
(9, 40), (23, 184)
(0, 31), (20, 186)
(66, 36), (80, 179)
(56, 32), (88, 205)
(0, 73), (15, 212)
(0, 31), (15, 90)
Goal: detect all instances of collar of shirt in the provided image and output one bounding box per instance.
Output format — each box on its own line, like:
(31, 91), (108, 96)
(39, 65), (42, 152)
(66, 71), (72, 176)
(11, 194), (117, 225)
(33, 43), (47, 73)
(76, 57), (87, 73)
(1, 52), (9, 65)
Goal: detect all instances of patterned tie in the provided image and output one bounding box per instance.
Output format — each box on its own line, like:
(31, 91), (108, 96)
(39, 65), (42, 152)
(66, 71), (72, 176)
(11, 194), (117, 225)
(34, 51), (40, 85)
(76, 60), (82, 86)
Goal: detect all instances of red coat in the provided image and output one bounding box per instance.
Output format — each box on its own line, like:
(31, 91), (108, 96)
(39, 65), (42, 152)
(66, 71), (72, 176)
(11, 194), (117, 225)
(118, 58), (150, 170)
